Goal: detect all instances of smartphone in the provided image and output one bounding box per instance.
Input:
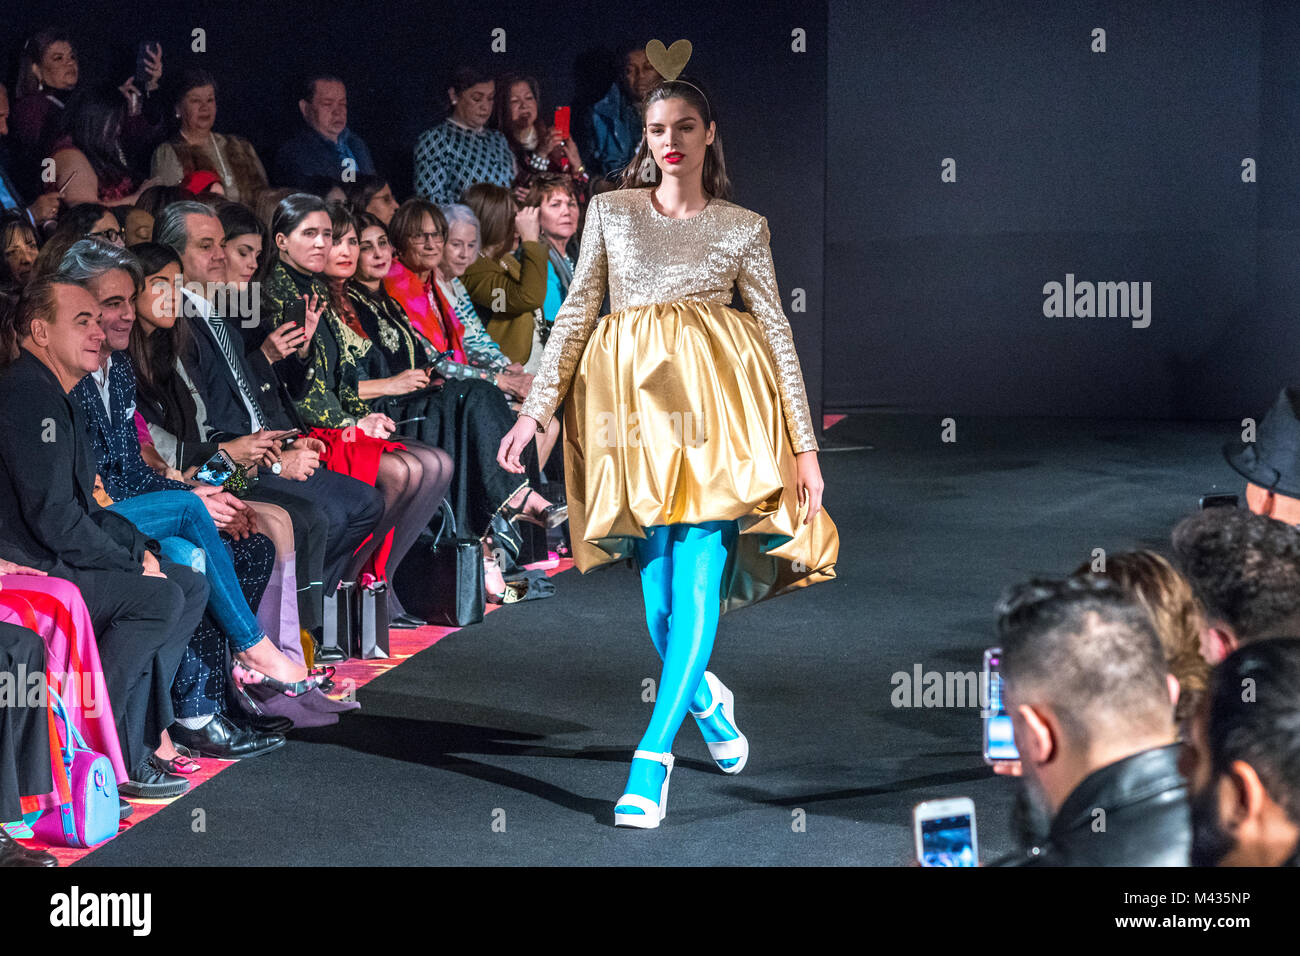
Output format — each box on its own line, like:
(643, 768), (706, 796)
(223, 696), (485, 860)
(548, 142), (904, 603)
(982, 647), (1019, 765)
(134, 41), (156, 93)
(284, 298), (307, 329)
(553, 106), (571, 140)
(914, 797), (978, 867)
(1199, 493), (1239, 510)
(193, 449), (237, 486)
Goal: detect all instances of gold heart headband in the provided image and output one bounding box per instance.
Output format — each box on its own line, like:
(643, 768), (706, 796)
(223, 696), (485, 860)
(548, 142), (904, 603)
(644, 38), (712, 121)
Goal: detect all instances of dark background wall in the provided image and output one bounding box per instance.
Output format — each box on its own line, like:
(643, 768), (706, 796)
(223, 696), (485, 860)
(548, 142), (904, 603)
(8, 1), (1295, 423)
(827, 0), (1290, 420)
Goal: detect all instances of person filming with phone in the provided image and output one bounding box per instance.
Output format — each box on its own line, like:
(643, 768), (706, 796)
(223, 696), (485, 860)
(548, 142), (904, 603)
(988, 576), (1191, 867)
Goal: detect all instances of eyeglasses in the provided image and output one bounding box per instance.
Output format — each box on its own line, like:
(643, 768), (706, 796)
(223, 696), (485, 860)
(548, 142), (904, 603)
(88, 228), (124, 244)
(414, 231), (445, 246)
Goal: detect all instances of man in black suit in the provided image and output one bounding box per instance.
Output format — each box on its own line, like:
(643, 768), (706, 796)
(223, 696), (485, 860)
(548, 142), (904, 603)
(0, 275), (208, 798)
(154, 201), (383, 599)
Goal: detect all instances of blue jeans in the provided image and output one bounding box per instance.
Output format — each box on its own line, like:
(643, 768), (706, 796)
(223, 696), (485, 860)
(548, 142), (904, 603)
(109, 491), (264, 653)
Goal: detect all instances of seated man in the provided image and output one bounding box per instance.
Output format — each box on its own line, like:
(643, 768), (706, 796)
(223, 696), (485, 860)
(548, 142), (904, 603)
(1171, 506), (1300, 665)
(1181, 637), (1300, 867)
(0, 275), (208, 798)
(990, 576), (1189, 866)
(154, 201), (383, 602)
(58, 238), (306, 758)
(274, 75), (375, 188)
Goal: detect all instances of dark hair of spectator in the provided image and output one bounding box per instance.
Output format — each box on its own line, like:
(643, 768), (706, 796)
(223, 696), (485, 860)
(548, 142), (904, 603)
(388, 198), (447, 260)
(1208, 638), (1300, 828)
(459, 183), (513, 258)
(63, 84), (133, 184)
(1171, 507), (1300, 643)
(269, 192), (329, 270)
(17, 29), (75, 99)
(995, 575), (1174, 749)
(0, 214), (39, 289)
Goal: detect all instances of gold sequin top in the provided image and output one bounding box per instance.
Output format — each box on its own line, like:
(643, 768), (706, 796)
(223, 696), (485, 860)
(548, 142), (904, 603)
(518, 188), (820, 454)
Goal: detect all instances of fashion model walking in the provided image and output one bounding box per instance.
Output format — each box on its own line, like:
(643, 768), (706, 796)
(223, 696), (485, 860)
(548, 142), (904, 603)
(498, 44), (839, 828)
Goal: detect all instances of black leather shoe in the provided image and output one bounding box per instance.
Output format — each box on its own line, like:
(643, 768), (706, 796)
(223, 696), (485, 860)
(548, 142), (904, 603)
(390, 612), (426, 629)
(119, 798), (133, 820)
(0, 829), (57, 867)
(315, 642), (346, 663)
(118, 756), (190, 799)
(169, 714), (285, 760)
(226, 709), (294, 735)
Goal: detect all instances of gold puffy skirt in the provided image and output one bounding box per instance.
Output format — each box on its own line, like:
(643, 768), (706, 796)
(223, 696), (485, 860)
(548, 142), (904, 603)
(559, 298), (839, 616)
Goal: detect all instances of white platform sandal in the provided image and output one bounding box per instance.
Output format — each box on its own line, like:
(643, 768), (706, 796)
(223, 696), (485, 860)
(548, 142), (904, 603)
(614, 750), (675, 829)
(690, 671), (749, 774)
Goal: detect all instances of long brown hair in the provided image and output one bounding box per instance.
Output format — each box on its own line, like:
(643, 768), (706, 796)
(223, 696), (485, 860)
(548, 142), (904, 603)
(460, 183), (515, 259)
(618, 77), (731, 200)
(1072, 549), (1211, 724)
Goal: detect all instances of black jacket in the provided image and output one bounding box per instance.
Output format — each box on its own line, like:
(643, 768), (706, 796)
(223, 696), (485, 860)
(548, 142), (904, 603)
(0, 351), (158, 574)
(184, 307), (307, 441)
(993, 744), (1191, 867)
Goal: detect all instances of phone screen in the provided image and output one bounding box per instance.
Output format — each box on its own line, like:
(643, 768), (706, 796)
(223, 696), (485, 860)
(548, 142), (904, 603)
(554, 106), (571, 139)
(193, 452), (234, 486)
(919, 813), (976, 867)
(983, 649), (1020, 762)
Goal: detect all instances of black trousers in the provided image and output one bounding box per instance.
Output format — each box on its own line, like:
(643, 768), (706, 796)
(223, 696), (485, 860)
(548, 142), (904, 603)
(384, 378), (540, 540)
(0, 623), (51, 822)
(60, 561), (209, 773)
(172, 533), (275, 720)
(243, 483), (329, 631)
(254, 468), (383, 591)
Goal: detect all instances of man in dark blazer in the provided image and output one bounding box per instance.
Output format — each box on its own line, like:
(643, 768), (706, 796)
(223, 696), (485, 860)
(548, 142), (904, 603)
(0, 275), (209, 798)
(155, 201), (383, 598)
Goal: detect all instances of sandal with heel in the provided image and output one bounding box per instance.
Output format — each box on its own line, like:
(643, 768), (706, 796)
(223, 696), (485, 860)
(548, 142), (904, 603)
(614, 750), (675, 829)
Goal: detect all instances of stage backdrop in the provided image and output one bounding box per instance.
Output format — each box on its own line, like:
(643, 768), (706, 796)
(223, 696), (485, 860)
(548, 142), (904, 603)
(827, 0), (1296, 420)
(1, 0), (829, 441)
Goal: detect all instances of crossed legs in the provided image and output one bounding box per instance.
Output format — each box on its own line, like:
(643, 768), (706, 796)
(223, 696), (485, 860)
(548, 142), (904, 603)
(617, 519), (741, 820)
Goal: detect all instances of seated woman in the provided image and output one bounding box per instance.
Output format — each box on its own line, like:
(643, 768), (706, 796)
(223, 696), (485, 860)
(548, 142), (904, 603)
(378, 201), (564, 560)
(458, 183), (549, 371)
(261, 193), (451, 625)
(413, 66), (515, 205)
(29, 203), (126, 281)
(149, 68), (269, 207)
(343, 207), (558, 596)
(48, 84), (159, 207)
(342, 175), (400, 226)
(1, 213), (39, 291)
(127, 240), (327, 669)
(0, 553), (127, 817)
(437, 201), (560, 470)
(495, 73), (590, 207)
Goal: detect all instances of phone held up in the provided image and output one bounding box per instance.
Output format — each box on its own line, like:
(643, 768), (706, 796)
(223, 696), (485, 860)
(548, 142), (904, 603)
(193, 449), (237, 487)
(982, 646), (1019, 766)
(285, 298), (307, 329)
(914, 797), (978, 867)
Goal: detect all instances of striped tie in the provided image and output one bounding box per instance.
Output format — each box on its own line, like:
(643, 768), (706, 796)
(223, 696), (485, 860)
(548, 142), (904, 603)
(207, 314), (267, 431)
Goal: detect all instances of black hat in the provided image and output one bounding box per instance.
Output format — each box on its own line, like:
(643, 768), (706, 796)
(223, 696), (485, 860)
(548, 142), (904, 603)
(1224, 386), (1300, 498)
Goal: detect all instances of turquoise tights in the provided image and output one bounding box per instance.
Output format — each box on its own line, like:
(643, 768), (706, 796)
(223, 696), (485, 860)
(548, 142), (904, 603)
(617, 520), (740, 816)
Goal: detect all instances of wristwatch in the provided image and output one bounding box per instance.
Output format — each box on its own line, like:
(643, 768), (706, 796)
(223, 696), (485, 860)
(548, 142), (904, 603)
(271, 460), (282, 475)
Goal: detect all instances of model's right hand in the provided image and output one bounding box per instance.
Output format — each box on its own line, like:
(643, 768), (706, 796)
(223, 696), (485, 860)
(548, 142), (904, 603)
(497, 417), (537, 474)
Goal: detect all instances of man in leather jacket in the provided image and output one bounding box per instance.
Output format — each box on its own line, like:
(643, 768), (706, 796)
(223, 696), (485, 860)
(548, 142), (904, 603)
(1181, 638), (1300, 867)
(990, 576), (1190, 866)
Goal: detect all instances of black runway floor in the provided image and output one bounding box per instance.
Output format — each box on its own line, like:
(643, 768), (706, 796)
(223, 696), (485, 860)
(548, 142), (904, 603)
(79, 413), (1240, 866)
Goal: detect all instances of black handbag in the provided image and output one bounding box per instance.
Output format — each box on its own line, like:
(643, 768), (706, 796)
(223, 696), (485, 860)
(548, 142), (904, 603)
(321, 581), (357, 658)
(392, 498), (485, 627)
(358, 580), (390, 659)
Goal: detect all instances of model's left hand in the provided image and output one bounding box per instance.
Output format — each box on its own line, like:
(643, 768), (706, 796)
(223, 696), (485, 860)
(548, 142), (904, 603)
(795, 451), (823, 525)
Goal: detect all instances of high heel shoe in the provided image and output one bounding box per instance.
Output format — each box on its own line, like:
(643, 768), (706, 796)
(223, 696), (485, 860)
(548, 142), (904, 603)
(690, 671), (749, 774)
(614, 750), (675, 829)
(230, 661), (322, 714)
(501, 488), (568, 530)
